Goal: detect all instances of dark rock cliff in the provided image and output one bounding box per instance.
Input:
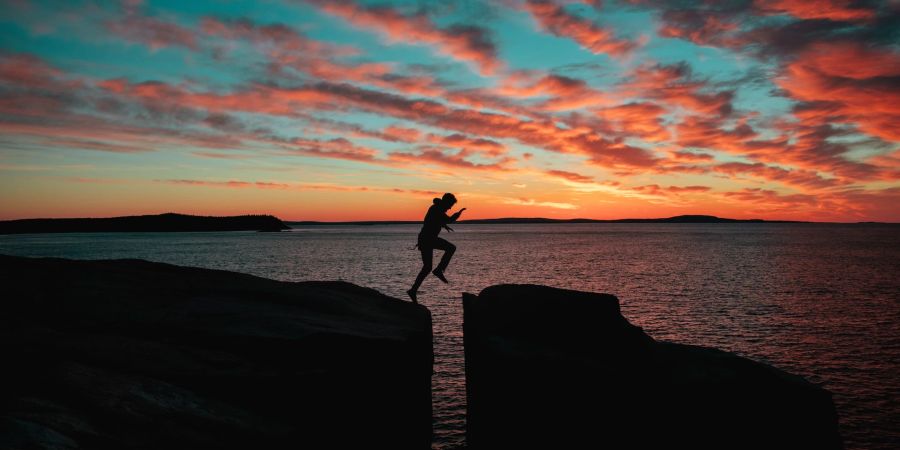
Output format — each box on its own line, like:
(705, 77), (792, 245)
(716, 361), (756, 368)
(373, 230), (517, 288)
(0, 256), (844, 449)
(0, 255), (432, 449)
(463, 284), (842, 449)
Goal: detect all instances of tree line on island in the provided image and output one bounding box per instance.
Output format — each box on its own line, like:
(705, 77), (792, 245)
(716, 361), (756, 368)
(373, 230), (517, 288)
(0, 213), (290, 234)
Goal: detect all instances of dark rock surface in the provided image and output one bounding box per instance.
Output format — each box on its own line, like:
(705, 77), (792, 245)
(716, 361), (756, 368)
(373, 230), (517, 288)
(463, 284), (842, 449)
(0, 255), (432, 449)
(0, 213), (290, 234)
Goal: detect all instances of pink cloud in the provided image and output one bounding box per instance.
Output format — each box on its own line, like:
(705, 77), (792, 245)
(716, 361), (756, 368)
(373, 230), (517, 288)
(107, 13), (197, 50)
(389, 147), (513, 171)
(305, 0), (501, 76)
(524, 0), (637, 57)
(426, 133), (507, 157)
(0, 53), (67, 90)
(382, 125), (422, 143)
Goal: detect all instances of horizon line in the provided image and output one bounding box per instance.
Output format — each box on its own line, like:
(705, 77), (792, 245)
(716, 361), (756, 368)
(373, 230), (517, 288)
(286, 217), (897, 225)
(1, 213), (897, 225)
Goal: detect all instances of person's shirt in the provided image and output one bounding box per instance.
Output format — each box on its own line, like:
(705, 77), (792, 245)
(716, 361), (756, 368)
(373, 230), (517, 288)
(419, 204), (460, 240)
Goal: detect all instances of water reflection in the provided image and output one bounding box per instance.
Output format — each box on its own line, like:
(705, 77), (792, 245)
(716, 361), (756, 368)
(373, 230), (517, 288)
(2, 223), (898, 450)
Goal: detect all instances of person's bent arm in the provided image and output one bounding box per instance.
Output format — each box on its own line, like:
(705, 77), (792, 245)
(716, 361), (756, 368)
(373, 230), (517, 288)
(447, 207), (466, 223)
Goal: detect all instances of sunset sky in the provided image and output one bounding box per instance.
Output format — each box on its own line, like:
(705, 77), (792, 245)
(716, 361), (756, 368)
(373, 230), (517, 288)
(1, 0), (899, 221)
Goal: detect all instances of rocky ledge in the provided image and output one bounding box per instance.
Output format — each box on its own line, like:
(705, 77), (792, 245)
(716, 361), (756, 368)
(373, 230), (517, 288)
(0, 255), (432, 449)
(0, 255), (843, 450)
(463, 284), (842, 449)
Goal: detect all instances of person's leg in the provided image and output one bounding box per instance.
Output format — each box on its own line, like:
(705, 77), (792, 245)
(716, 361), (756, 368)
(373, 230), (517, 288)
(408, 246), (433, 302)
(432, 238), (456, 281)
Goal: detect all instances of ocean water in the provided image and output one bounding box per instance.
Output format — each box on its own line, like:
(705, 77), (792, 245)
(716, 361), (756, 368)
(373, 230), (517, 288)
(1, 223), (898, 449)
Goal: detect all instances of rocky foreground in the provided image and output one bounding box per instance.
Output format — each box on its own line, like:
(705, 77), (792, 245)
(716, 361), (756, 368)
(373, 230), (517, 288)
(463, 285), (843, 449)
(0, 255), (432, 449)
(0, 255), (842, 449)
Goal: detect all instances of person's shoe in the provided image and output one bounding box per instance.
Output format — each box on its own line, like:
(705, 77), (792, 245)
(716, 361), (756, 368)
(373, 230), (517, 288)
(406, 289), (418, 304)
(432, 269), (449, 283)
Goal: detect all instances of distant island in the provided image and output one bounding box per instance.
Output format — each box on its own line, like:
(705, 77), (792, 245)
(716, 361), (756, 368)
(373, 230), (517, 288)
(6, 214), (892, 234)
(290, 215), (805, 226)
(0, 213), (290, 234)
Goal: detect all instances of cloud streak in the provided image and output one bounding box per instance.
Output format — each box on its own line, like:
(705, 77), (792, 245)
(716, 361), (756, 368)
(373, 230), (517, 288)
(305, 0), (502, 75)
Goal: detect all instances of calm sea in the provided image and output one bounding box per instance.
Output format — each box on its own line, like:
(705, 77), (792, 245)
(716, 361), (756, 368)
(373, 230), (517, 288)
(2, 223), (898, 449)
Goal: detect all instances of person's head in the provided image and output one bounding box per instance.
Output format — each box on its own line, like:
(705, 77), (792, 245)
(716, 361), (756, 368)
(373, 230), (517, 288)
(433, 192), (457, 211)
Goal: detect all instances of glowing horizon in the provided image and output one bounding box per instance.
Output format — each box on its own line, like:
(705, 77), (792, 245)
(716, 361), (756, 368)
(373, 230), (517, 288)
(1, 0), (898, 222)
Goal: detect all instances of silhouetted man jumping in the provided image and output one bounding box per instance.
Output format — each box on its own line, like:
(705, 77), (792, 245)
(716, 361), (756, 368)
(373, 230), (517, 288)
(407, 193), (465, 303)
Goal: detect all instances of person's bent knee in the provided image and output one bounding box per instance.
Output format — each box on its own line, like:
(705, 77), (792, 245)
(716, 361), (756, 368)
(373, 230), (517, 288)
(447, 243), (456, 253)
(422, 261), (433, 271)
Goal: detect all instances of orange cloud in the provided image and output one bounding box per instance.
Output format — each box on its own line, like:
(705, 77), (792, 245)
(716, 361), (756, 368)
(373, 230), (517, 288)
(544, 169), (594, 183)
(444, 88), (545, 119)
(671, 150), (714, 161)
(674, 116), (762, 154)
(777, 41), (900, 142)
(389, 148), (513, 171)
(754, 0), (875, 22)
(426, 133), (507, 157)
(671, 113), (894, 183)
(631, 184), (711, 196)
(723, 187), (817, 205)
(503, 197), (578, 210)
(281, 136), (380, 162)
(524, 0), (637, 57)
(305, 0), (501, 76)
(667, 185), (712, 193)
(156, 179), (441, 197)
(220, 81), (658, 170)
(200, 17), (355, 56)
(713, 162), (845, 190)
(494, 72), (611, 111)
(92, 63), (661, 171)
(657, 10), (739, 47)
(382, 125), (422, 143)
(202, 17), (450, 96)
(622, 62), (734, 117)
(160, 179), (291, 189)
(594, 102), (671, 142)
